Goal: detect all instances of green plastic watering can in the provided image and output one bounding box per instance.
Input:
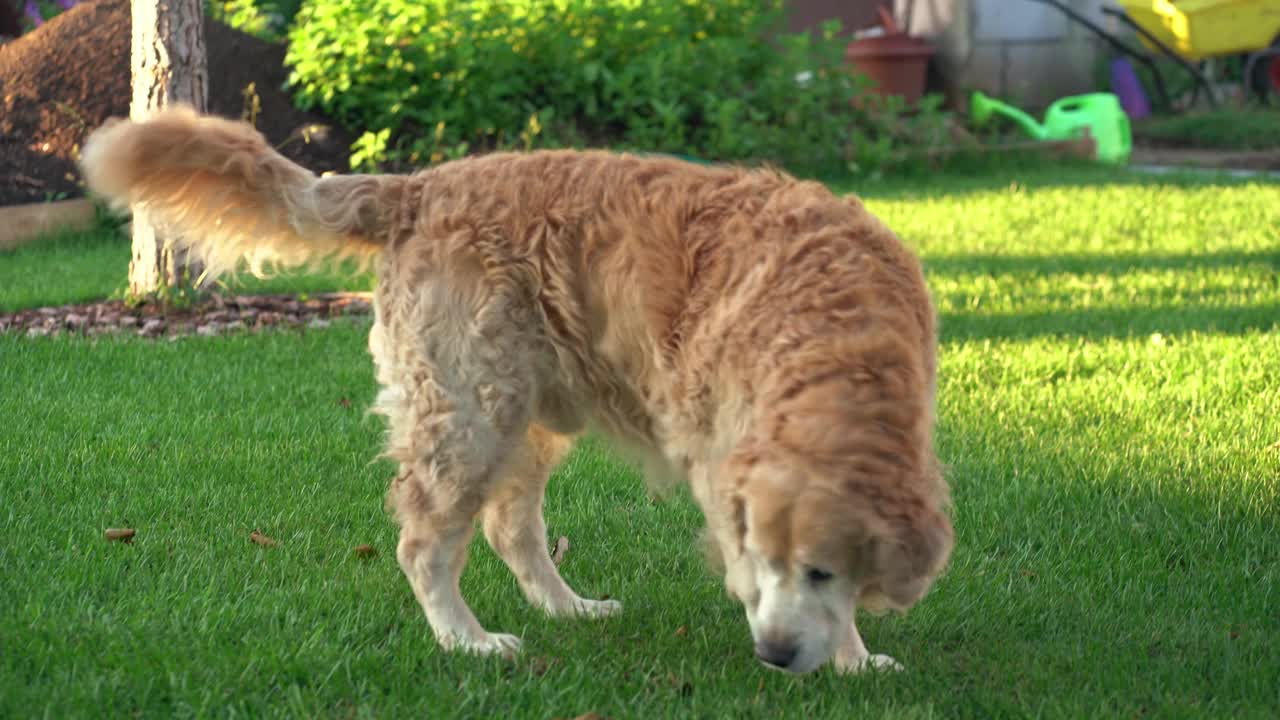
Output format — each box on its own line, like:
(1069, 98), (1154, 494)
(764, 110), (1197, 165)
(971, 91), (1132, 165)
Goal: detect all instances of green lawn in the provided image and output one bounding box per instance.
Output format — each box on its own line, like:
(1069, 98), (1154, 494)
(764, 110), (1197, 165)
(2, 167), (1278, 718)
(0, 224), (373, 314)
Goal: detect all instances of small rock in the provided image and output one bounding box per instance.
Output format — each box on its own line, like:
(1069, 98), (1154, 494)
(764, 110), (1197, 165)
(308, 318), (331, 329)
(27, 327), (52, 338)
(139, 319), (166, 337)
(284, 313), (301, 325)
(36, 307), (58, 316)
(256, 311), (282, 327)
(197, 323), (222, 337)
(344, 299), (372, 315)
(239, 308), (259, 321)
(118, 315), (139, 328)
(204, 310), (233, 323)
(64, 313), (88, 329)
(224, 320), (247, 333)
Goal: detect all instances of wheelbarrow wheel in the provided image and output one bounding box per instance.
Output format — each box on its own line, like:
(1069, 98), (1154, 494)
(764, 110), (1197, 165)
(1249, 39), (1280, 105)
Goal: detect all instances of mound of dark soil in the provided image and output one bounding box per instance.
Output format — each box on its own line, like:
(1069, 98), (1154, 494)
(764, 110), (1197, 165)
(0, 0), (354, 206)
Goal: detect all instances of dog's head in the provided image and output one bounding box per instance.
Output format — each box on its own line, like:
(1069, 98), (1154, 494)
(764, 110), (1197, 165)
(716, 383), (952, 673)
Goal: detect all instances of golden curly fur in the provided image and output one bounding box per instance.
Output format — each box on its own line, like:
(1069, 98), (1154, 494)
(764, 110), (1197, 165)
(80, 107), (952, 674)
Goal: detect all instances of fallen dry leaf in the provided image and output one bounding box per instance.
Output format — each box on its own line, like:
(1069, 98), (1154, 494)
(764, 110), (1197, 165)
(354, 544), (377, 559)
(674, 625), (687, 638)
(529, 655), (561, 676)
(104, 528), (136, 543)
(551, 536), (570, 565)
(338, 397), (352, 408)
(250, 530), (278, 548)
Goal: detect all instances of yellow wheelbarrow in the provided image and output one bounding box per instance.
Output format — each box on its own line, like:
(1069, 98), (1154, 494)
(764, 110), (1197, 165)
(1030, 0), (1280, 109)
(1120, 0), (1280, 61)
(1118, 0), (1280, 104)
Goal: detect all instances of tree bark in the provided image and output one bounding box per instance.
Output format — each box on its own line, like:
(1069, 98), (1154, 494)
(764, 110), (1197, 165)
(128, 0), (208, 297)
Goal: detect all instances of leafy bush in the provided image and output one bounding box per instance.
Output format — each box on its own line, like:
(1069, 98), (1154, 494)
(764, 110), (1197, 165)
(285, 0), (899, 174)
(205, 0), (304, 41)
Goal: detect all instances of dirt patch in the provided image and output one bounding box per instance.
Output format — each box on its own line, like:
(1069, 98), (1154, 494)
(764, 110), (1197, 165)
(0, 0), (355, 206)
(1, 291), (373, 339)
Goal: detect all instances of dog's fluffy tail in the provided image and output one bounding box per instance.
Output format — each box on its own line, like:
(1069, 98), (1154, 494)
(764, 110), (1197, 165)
(79, 105), (398, 281)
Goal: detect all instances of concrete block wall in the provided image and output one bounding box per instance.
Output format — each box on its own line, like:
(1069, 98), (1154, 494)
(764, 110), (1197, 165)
(896, 0), (1115, 109)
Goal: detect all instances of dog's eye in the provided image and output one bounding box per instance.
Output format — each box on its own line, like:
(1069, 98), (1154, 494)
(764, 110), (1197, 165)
(805, 567), (834, 584)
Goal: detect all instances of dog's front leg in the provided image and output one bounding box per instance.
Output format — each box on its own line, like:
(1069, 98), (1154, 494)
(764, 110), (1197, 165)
(832, 612), (903, 674)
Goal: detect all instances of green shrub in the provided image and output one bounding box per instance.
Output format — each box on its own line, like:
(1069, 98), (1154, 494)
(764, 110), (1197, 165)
(284, 0), (905, 174)
(206, 0), (305, 41)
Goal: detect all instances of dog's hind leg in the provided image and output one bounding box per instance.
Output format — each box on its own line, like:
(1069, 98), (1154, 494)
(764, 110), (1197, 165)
(481, 424), (622, 619)
(392, 478), (515, 657)
(382, 355), (536, 658)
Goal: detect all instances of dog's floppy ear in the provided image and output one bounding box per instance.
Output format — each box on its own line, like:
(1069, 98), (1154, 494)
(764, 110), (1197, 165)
(868, 509), (953, 609)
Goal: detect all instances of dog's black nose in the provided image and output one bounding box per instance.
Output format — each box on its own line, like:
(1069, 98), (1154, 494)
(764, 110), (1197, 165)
(755, 639), (798, 669)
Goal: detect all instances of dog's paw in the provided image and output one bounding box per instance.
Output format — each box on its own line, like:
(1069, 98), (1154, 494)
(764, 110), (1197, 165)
(836, 652), (903, 674)
(574, 598), (623, 618)
(449, 632), (522, 660)
(544, 596), (623, 619)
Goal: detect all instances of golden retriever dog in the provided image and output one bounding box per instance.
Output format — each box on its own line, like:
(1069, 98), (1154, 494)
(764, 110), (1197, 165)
(79, 107), (952, 674)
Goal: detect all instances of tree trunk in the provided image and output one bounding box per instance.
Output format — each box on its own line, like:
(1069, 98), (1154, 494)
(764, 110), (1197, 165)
(128, 0), (208, 297)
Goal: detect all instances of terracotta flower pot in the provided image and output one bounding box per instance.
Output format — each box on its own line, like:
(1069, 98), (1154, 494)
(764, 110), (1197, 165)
(846, 33), (935, 104)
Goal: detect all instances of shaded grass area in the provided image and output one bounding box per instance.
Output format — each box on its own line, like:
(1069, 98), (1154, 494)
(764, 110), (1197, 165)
(2, 168), (1279, 717)
(1133, 109), (1280, 151)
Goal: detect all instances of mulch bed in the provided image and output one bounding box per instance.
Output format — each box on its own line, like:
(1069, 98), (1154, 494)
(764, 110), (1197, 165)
(0, 0), (355, 207)
(1, 292), (373, 339)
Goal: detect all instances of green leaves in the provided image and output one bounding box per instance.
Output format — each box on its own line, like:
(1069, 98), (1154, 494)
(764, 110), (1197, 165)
(282, 0), (887, 173)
